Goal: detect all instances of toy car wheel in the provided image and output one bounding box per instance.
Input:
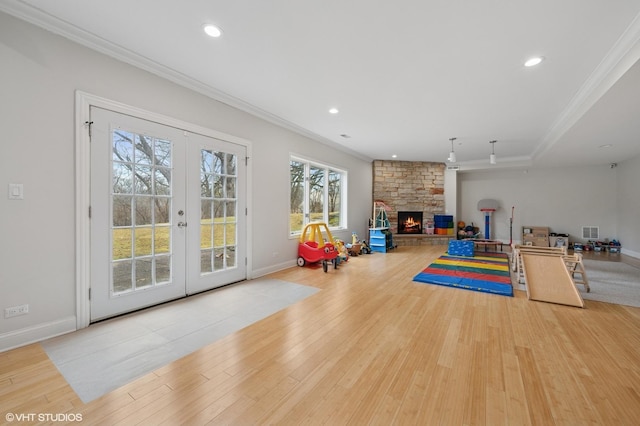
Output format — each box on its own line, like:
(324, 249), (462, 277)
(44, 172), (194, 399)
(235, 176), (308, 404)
(322, 260), (328, 273)
(333, 258), (338, 269)
(297, 257), (305, 267)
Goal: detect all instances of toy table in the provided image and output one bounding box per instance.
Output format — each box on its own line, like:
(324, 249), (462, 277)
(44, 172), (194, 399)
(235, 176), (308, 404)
(471, 239), (504, 252)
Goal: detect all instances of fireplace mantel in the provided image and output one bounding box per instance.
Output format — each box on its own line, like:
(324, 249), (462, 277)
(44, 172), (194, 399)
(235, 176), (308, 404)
(393, 234), (452, 246)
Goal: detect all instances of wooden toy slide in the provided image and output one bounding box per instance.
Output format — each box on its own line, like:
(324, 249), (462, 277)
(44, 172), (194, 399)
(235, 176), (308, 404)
(511, 244), (567, 282)
(520, 252), (584, 308)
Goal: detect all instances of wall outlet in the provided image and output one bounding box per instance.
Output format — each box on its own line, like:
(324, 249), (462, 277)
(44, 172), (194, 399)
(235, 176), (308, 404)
(5, 304), (29, 318)
(8, 183), (24, 200)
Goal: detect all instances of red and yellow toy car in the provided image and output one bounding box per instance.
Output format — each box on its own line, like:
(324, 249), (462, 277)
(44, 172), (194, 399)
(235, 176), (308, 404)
(297, 222), (338, 272)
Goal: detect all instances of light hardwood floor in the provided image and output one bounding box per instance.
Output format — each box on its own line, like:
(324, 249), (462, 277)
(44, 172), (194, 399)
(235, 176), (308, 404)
(2, 245), (640, 425)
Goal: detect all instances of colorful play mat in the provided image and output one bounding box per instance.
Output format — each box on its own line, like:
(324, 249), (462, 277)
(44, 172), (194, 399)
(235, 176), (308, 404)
(413, 252), (513, 297)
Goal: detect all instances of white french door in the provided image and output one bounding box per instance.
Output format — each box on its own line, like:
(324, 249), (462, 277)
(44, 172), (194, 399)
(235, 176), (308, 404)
(186, 134), (247, 294)
(89, 107), (246, 321)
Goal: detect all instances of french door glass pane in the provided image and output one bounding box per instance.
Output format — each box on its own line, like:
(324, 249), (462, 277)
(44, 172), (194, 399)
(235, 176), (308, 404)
(134, 166), (152, 194)
(135, 197), (153, 226)
(200, 149), (237, 275)
(113, 162), (133, 194)
(135, 258), (153, 288)
(112, 130), (133, 163)
(154, 226), (170, 254)
(154, 168), (171, 195)
(225, 223), (237, 245)
(201, 200), (212, 220)
(113, 260), (132, 293)
(226, 177), (236, 198)
(113, 195), (132, 226)
(214, 248), (225, 270)
(226, 247), (236, 268)
(155, 255), (171, 283)
(112, 228), (132, 260)
(134, 135), (153, 165)
(201, 250), (213, 273)
(134, 228), (152, 256)
(111, 129), (173, 295)
(201, 224), (213, 248)
(155, 197), (170, 224)
(155, 140), (171, 167)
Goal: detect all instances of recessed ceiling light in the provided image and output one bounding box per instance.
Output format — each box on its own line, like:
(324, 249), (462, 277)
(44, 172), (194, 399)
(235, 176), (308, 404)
(599, 144), (613, 148)
(524, 56), (544, 67)
(392, 154), (397, 158)
(203, 24), (222, 38)
(329, 108), (339, 114)
(340, 134), (351, 139)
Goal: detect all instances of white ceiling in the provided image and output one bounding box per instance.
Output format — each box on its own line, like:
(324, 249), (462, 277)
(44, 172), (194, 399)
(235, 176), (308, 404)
(3, 0), (640, 170)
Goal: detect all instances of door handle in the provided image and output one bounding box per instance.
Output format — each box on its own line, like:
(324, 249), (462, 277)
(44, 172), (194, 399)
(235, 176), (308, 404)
(177, 222), (187, 228)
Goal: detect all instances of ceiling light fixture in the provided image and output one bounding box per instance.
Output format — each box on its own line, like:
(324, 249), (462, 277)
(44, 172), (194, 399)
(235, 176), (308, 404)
(448, 137), (457, 163)
(524, 56), (544, 67)
(489, 140), (497, 164)
(329, 108), (339, 114)
(203, 24), (222, 38)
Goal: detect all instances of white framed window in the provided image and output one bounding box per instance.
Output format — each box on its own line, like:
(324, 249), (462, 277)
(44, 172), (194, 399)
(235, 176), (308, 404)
(290, 155), (347, 235)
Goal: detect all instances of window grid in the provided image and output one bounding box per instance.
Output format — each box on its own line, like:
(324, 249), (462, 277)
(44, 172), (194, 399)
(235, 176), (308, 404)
(289, 156), (346, 235)
(200, 150), (237, 275)
(111, 130), (173, 295)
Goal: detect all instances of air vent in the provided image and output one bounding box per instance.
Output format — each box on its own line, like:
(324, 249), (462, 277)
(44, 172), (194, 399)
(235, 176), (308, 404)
(582, 226), (599, 239)
(446, 165), (460, 171)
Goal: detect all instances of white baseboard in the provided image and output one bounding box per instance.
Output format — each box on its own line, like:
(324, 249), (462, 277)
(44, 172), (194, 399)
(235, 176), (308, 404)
(252, 260), (297, 278)
(0, 316), (76, 353)
(622, 247), (640, 259)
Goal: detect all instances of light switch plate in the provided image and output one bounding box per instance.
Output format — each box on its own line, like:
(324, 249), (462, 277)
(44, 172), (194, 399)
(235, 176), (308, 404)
(8, 183), (23, 200)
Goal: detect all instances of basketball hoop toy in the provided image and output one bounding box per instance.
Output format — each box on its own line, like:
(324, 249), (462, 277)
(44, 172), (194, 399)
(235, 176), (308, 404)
(477, 199), (499, 239)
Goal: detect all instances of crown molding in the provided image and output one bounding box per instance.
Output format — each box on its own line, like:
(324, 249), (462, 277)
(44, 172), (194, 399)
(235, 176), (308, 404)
(534, 11), (640, 160)
(0, 0), (372, 162)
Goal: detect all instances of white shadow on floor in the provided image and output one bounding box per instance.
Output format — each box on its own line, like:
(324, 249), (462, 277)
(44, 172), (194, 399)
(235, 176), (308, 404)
(41, 279), (319, 402)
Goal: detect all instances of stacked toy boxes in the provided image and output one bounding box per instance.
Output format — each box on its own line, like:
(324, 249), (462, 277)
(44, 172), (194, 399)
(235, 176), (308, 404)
(434, 215), (455, 236)
(448, 240), (475, 256)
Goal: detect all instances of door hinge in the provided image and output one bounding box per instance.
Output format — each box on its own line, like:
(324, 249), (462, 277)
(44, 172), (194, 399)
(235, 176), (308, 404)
(245, 257), (247, 266)
(88, 288), (91, 300)
(245, 207), (248, 216)
(88, 206), (92, 218)
(85, 120), (94, 138)
(245, 156), (249, 166)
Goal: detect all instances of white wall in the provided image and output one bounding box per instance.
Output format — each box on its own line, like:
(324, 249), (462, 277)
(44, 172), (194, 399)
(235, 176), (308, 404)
(458, 166), (620, 245)
(616, 155), (640, 257)
(2, 10), (637, 352)
(0, 12), (372, 350)
(444, 168), (458, 222)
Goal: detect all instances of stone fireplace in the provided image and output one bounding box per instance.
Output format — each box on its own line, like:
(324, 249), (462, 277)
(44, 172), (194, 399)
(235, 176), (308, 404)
(398, 211), (423, 234)
(373, 160), (450, 246)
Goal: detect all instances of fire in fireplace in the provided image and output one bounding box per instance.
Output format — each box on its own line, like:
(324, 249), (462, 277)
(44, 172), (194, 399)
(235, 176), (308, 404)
(398, 211), (423, 234)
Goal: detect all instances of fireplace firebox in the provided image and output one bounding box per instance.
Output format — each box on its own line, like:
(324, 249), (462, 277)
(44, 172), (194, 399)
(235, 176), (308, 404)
(398, 211), (423, 234)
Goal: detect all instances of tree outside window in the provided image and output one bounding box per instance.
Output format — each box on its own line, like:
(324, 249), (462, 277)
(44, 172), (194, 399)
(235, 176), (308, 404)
(290, 157), (346, 234)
